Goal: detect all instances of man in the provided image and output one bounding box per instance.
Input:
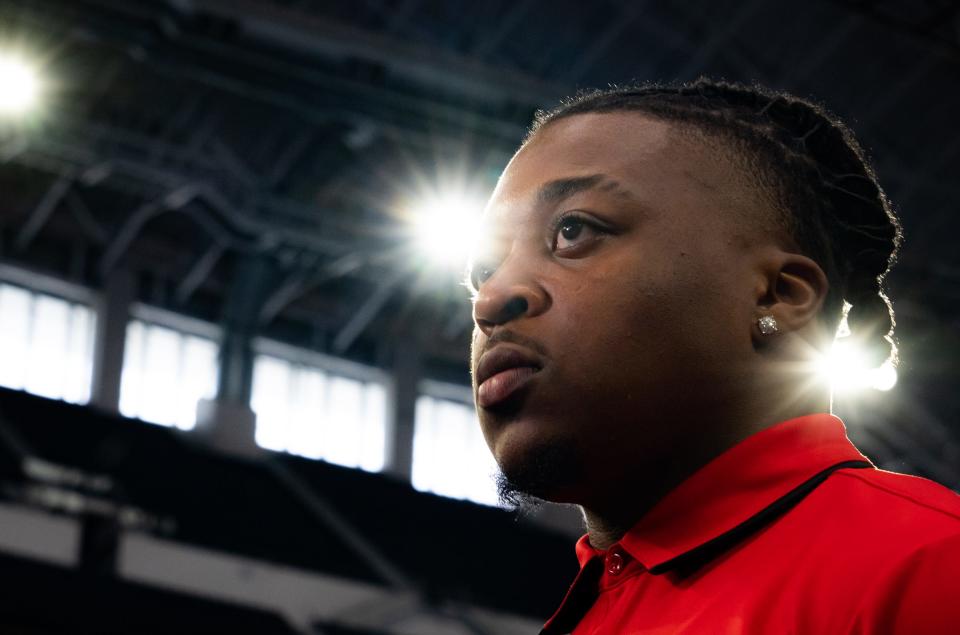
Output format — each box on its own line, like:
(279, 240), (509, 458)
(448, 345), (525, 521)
(467, 80), (960, 633)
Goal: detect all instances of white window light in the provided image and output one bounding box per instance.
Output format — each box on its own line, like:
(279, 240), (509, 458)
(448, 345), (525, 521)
(412, 383), (500, 507)
(250, 342), (387, 472)
(0, 282), (96, 404)
(119, 319), (219, 430)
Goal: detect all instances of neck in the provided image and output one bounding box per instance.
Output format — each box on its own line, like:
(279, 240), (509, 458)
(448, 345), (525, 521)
(580, 511), (631, 551)
(580, 388), (830, 552)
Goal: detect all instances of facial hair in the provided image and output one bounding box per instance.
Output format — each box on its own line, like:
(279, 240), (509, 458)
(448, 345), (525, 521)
(493, 436), (585, 511)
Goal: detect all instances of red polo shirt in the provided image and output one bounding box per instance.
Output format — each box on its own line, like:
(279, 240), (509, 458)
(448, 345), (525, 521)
(542, 414), (960, 634)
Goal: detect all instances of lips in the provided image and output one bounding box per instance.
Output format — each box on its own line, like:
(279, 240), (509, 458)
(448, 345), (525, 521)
(475, 345), (543, 408)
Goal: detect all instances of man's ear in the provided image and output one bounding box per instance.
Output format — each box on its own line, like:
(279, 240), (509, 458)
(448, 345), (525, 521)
(755, 250), (829, 337)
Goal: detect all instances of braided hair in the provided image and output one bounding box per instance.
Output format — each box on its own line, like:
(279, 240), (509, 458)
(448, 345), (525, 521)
(526, 79), (902, 368)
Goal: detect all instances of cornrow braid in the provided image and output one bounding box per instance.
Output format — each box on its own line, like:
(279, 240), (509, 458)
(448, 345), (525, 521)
(527, 78), (903, 367)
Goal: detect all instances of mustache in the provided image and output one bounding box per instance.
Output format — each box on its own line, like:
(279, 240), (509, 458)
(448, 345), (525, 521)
(476, 329), (549, 362)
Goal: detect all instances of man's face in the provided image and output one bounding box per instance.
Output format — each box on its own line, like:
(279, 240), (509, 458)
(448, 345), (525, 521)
(469, 112), (767, 506)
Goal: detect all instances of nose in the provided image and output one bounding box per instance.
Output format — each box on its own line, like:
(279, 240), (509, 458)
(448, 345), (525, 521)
(472, 257), (549, 334)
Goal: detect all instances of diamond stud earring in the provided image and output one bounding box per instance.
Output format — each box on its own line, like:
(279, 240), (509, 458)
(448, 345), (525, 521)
(757, 315), (779, 335)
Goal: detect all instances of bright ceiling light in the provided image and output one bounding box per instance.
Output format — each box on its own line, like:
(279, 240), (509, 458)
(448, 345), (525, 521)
(816, 339), (898, 393)
(0, 53), (40, 116)
(411, 191), (484, 269)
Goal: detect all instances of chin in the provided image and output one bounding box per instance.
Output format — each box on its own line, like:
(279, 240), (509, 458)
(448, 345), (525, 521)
(492, 426), (586, 505)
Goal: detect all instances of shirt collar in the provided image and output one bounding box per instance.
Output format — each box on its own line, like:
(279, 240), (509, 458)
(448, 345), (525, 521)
(576, 413), (871, 572)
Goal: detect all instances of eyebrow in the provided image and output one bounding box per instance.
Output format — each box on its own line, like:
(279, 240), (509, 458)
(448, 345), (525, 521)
(535, 173), (637, 205)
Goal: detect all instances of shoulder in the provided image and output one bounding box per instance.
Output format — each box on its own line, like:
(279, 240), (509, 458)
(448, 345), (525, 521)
(829, 466), (960, 536)
(781, 465), (960, 578)
(848, 531), (960, 634)
(815, 467), (960, 633)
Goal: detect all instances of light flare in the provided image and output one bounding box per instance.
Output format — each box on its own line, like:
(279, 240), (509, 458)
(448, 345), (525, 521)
(0, 52), (41, 116)
(411, 190), (485, 269)
(816, 339), (898, 393)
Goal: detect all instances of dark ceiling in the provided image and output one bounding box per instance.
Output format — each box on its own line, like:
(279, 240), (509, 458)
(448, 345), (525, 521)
(0, 0), (958, 484)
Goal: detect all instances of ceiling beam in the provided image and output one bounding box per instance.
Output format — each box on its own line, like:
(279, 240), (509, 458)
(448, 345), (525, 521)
(568, 1), (650, 81)
(175, 241), (227, 305)
(333, 267), (406, 354)
(65, 190), (109, 244)
(265, 130), (314, 189)
(181, 0), (563, 107)
(98, 184), (200, 277)
(676, 0), (766, 80)
(258, 251), (367, 326)
(7, 2), (531, 149)
(828, 0), (960, 62)
(15, 173), (74, 251)
(13, 121), (370, 254)
(470, 0), (537, 60)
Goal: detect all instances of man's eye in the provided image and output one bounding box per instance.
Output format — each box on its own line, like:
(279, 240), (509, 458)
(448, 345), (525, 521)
(553, 215), (602, 251)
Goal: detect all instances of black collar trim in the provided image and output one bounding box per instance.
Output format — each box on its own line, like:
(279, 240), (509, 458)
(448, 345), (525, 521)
(648, 459), (872, 576)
